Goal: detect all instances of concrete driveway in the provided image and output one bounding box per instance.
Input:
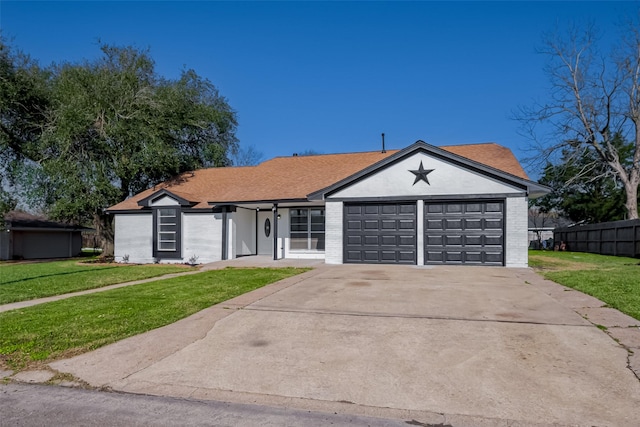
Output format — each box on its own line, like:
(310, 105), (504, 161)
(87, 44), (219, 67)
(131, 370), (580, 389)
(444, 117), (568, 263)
(50, 264), (640, 426)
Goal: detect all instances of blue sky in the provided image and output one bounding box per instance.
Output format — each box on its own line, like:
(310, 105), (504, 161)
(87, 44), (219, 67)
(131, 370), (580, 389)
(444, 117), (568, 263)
(1, 1), (637, 176)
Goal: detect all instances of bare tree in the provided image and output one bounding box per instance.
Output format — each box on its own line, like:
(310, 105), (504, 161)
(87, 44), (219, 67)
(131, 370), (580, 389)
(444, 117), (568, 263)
(231, 144), (264, 166)
(517, 20), (640, 219)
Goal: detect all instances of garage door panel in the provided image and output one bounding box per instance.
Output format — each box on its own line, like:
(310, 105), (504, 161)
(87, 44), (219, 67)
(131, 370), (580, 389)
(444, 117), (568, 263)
(465, 218), (482, 229)
(485, 235), (503, 246)
(363, 235), (379, 245)
(445, 219), (463, 230)
(381, 204), (397, 215)
(484, 252), (504, 264)
(426, 204), (443, 214)
(345, 250), (362, 262)
(485, 219), (503, 229)
(399, 204), (416, 215)
(380, 235), (397, 246)
(466, 203), (482, 213)
(445, 252), (463, 262)
(445, 235), (463, 246)
(398, 235), (416, 246)
(364, 220), (379, 229)
(425, 201), (504, 266)
(346, 205), (362, 215)
(485, 202), (503, 212)
(426, 235), (443, 245)
(446, 204), (463, 214)
(364, 205), (379, 215)
(399, 220), (415, 229)
(347, 220), (362, 231)
(464, 235), (483, 246)
(426, 219), (444, 229)
(347, 235), (362, 245)
(398, 251), (415, 261)
(364, 251), (380, 261)
(380, 251), (398, 261)
(426, 251), (444, 262)
(344, 202), (417, 264)
(464, 252), (483, 263)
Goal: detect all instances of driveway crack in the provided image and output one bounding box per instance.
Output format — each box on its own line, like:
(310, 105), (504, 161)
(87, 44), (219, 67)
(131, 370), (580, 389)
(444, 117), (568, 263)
(243, 306), (593, 327)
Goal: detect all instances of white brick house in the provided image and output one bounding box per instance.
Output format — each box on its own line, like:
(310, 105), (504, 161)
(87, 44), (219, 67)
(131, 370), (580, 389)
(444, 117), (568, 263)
(108, 141), (549, 267)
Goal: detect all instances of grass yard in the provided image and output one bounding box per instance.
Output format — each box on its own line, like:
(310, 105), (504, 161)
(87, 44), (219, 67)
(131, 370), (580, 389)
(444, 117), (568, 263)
(0, 259), (190, 304)
(529, 250), (640, 320)
(0, 267), (308, 370)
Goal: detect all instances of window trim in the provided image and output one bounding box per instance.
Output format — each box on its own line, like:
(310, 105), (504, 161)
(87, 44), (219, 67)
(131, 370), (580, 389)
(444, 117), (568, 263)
(152, 207), (182, 259)
(289, 207), (325, 252)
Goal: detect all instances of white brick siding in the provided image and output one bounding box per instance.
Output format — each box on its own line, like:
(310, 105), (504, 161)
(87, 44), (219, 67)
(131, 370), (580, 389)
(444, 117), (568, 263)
(325, 201), (343, 264)
(505, 196), (528, 267)
(114, 214), (153, 263)
(183, 213), (222, 264)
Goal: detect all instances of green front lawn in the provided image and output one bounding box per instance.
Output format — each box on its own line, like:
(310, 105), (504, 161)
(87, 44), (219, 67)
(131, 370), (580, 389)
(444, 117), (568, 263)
(529, 250), (640, 320)
(0, 267), (308, 370)
(0, 260), (189, 304)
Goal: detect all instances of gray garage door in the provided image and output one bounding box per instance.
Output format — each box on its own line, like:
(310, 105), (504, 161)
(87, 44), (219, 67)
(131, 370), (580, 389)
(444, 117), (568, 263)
(344, 203), (417, 264)
(424, 201), (504, 265)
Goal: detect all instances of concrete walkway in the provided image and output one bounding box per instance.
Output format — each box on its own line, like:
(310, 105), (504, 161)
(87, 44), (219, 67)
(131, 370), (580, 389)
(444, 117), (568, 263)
(38, 264), (640, 427)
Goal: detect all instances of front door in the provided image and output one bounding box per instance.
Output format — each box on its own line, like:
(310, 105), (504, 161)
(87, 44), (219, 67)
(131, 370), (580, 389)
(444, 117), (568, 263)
(257, 210), (273, 256)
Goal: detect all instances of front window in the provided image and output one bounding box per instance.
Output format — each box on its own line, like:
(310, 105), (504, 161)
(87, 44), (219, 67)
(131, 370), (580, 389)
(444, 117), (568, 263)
(290, 208), (325, 251)
(153, 207), (181, 258)
(157, 208), (178, 252)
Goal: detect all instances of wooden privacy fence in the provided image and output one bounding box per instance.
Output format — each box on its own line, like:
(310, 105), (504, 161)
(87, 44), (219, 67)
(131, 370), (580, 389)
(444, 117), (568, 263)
(554, 219), (640, 258)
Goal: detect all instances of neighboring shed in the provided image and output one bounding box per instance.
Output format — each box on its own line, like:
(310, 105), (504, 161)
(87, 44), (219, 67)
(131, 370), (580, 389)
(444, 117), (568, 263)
(0, 211), (91, 260)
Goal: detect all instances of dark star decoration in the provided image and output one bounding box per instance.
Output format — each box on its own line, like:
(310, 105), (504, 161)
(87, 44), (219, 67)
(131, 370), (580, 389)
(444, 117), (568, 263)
(409, 161), (435, 186)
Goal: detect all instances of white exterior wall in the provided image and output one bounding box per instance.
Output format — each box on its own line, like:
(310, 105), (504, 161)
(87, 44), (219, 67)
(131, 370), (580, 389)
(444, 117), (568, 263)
(233, 208), (256, 257)
(505, 196), (528, 268)
(114, 214), (153, 263)
(324, 201), (343, 264)
(183, 213), (222, 264)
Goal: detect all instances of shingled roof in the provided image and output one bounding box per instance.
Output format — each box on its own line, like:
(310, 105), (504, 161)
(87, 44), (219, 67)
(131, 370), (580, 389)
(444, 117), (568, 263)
(108, 142), (530, 211)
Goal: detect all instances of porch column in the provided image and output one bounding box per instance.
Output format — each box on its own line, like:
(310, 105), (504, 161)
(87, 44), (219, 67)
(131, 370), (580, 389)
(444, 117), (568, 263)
(221, 206), (228, 260)
(272, 204), (278, 260)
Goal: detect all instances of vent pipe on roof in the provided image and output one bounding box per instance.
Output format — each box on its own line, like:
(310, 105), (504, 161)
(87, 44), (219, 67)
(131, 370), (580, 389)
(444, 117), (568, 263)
(381, 133), (386, 153)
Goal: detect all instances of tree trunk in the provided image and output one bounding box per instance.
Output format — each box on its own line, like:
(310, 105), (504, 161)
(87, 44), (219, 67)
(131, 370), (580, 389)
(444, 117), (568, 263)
(93, 212), (114, 257)
(625, 184), (639, 219)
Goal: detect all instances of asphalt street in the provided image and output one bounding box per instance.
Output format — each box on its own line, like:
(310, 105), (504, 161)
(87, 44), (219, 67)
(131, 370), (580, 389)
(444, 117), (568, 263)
(0, 383), (423, 427)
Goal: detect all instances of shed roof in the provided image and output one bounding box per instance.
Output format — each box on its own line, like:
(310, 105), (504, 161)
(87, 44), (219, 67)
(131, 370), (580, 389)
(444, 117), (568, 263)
(108, 142), (530, 211)
(4, 211), (92, 231)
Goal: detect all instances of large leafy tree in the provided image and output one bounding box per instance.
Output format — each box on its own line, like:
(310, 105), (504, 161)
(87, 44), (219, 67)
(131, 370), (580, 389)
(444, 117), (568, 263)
(8, 42), (238, 254)
(534, 138), (630, 223)
(517, 19), (640, 219)
(0, 38), (50, 224)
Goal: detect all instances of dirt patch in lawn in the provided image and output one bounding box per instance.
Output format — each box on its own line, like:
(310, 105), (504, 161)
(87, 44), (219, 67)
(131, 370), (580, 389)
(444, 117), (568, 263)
(529, 255), (599, 272)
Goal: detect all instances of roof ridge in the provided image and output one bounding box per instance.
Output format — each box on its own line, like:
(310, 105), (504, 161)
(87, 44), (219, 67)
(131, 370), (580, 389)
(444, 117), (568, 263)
(441, 142), (499, 147)
(266, 149), (401, 160)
